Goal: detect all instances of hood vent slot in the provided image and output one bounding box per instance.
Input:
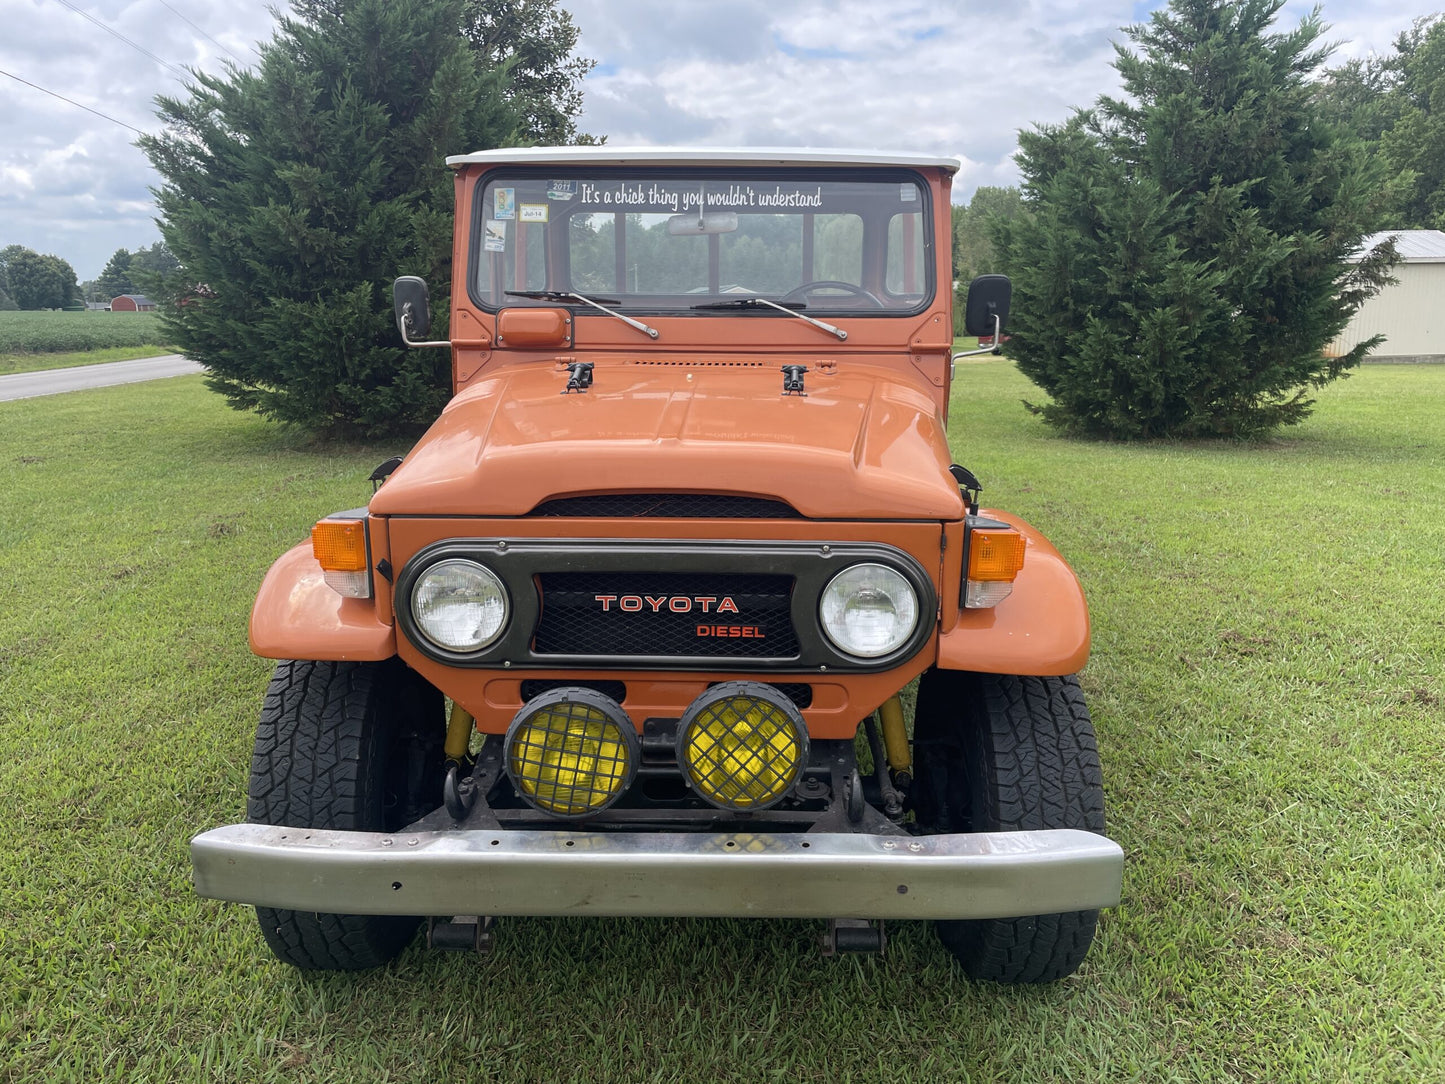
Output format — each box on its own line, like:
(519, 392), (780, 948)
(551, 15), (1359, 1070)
(628, 360), (766, 367)
(528, 494), (803, 519)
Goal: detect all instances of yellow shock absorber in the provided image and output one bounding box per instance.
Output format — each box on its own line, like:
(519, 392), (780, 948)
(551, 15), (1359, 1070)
(444, 701), (475, 764)
(878, 695), (911, 781)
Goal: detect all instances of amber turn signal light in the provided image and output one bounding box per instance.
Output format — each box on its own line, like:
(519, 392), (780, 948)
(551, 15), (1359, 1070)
(311, 519), (368, 572)
(967, 530), (1026, 582)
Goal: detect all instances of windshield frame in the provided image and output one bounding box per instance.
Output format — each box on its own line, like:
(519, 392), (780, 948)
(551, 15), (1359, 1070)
(465, 166), (937, 319)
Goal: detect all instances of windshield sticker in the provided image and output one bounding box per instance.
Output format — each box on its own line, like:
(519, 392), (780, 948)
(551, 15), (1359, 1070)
(483, 220), (508, 252)
(575, 182), (824, 211)
(493, 188), (515, 220)
(546, 180), (577, 200)
(900, 183), (918, 202)
(519, 203), (549, 223)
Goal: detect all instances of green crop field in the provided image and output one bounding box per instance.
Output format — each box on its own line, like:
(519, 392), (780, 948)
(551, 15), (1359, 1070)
(0, 310), (170, 374)
(1, 364), (1441, 1082)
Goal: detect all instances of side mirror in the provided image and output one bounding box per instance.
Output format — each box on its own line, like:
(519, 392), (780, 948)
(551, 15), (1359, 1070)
(963, 274), (1011, 338)
(393, 276), (432, 341)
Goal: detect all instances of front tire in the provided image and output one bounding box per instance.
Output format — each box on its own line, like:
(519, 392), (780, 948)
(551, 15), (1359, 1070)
(247, 658), (444, 970)
(912, 670), (1106, 983)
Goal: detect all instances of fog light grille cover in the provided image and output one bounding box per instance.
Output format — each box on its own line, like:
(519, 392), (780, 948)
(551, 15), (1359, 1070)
(505, 688), (638, 818)
(677, 682), (808, 811)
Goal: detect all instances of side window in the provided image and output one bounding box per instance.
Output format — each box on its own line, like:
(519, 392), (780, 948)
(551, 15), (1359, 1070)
(886, 211), (926, 297)
(718, 215), (801, 293)
(813, 214), (863, 284)
(475, 183), (549, 301)
(569, 213), (616, 293)
(625, 213), (708, 293)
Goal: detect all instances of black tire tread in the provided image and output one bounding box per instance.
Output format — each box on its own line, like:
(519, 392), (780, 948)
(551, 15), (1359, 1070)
(913, 670), (1106, 984)
(247, 658), (441, 971)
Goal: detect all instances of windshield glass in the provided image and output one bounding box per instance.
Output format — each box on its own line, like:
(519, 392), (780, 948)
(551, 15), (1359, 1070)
(472, 170), (932, 314)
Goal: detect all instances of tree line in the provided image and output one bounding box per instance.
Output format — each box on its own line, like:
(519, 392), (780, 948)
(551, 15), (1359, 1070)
(0, 242), (181, 310)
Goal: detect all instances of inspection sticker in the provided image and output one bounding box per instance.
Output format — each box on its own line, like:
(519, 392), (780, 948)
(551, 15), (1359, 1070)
(547, 180), (577, 200)
(520, 203), (549, 223)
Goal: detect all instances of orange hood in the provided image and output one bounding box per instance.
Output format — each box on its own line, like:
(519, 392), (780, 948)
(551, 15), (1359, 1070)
(368, 358), (964, 520)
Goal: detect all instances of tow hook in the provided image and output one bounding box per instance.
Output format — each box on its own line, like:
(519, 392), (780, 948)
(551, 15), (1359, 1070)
(822, 919), (886, 956)
(428, 915), (495, 954)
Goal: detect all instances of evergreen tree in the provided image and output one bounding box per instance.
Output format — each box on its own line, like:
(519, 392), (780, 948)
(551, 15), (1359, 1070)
(952, 186), (1022, 283)
(1316, 16), (1445, 229)
(1376, 17), (1445, 229)
(460, 0), (597, 144)
(96, 248), (136, 298)
(141, 0), (522, 437)
(996, 0), (1394, 439)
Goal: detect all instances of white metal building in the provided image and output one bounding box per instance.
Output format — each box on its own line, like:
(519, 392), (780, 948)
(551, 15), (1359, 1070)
(1332, 230), (1445, 363)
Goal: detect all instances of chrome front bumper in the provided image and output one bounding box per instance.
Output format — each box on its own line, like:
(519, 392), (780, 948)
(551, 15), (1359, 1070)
(191, 824), (1123, 920)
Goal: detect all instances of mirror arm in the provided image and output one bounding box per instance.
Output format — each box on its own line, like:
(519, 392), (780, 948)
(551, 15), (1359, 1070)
(951, 312), (1004, 363)
(399, 302), (451, 349)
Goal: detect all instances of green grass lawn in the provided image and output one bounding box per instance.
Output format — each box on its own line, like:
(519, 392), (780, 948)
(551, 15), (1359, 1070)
(2, 364), (1442, 1082)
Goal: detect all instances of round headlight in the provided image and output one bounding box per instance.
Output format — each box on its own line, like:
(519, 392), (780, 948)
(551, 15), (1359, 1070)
(819, 562), (919, 658)
(411, 559), (508, 652)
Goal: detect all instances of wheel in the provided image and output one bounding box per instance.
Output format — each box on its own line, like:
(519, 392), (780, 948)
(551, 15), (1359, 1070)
(911, 670), (1106, 983)
(247, 657), (444, 970)
(777, 280), (885, 307)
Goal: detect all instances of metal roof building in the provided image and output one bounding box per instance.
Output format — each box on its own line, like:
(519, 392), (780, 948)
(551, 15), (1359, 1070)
(1332, 230), (1445, 363)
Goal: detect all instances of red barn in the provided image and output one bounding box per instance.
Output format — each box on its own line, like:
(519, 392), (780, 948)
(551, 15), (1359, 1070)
(111, 294), (155, 312)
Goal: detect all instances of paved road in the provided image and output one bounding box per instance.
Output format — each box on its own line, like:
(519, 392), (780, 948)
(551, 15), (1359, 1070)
(0, 354), (203, 402)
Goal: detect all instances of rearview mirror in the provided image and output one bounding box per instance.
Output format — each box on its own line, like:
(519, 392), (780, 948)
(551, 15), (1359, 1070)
(666, 211), (739, 236)
(393, 276), (432, 340)
(963, 274), (1011, 338)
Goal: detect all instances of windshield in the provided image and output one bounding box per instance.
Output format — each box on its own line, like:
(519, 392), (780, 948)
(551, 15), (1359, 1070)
(472, 169), (932, 314)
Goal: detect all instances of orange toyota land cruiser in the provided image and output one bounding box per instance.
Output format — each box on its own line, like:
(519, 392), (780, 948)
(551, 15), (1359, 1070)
(190, 147), (1124, 983)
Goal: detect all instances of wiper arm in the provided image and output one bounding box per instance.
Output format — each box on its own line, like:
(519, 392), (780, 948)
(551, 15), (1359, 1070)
(504, 290), (659, 340)
(692, 297), (805, 310)
(689, 296), (847, 341)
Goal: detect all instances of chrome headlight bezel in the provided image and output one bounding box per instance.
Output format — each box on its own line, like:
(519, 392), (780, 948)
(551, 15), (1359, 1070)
(409, 557), (510, 653)
(817, 561), (920, 659)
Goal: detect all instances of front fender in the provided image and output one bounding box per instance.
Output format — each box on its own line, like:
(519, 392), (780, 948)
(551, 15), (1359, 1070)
(936, 512), (1089, 676)
(249, 542), (395, 661)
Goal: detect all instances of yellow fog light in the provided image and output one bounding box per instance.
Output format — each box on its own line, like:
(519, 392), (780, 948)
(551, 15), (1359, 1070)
(505, 689), (638, 818)
(677, 682), (808, 811)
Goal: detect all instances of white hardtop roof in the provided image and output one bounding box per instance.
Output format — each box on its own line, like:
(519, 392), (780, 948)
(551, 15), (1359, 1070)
(1352, 229), (1445, 262)
(446, 145), (961, 173)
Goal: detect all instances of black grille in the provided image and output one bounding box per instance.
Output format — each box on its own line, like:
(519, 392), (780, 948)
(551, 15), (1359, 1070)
(528, 494), (802, 519)
(534, 572), (799, 659)
(520, 679), (627, 703)
(709, 680), (813, 709)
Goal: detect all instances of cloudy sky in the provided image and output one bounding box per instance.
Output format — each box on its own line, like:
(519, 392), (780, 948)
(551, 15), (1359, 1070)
(0, 0), (1432, 281)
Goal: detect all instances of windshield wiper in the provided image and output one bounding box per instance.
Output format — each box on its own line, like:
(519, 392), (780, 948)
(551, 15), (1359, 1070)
(504, 290), (659, 340)
(689, 296), (847, 341)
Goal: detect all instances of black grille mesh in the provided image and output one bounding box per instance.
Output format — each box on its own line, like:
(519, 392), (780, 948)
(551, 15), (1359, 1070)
(528, 494), (802, 519)
(534, 572), (799, 658)
(521, 679), (627, 703)
(709, 681), (813, 709)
